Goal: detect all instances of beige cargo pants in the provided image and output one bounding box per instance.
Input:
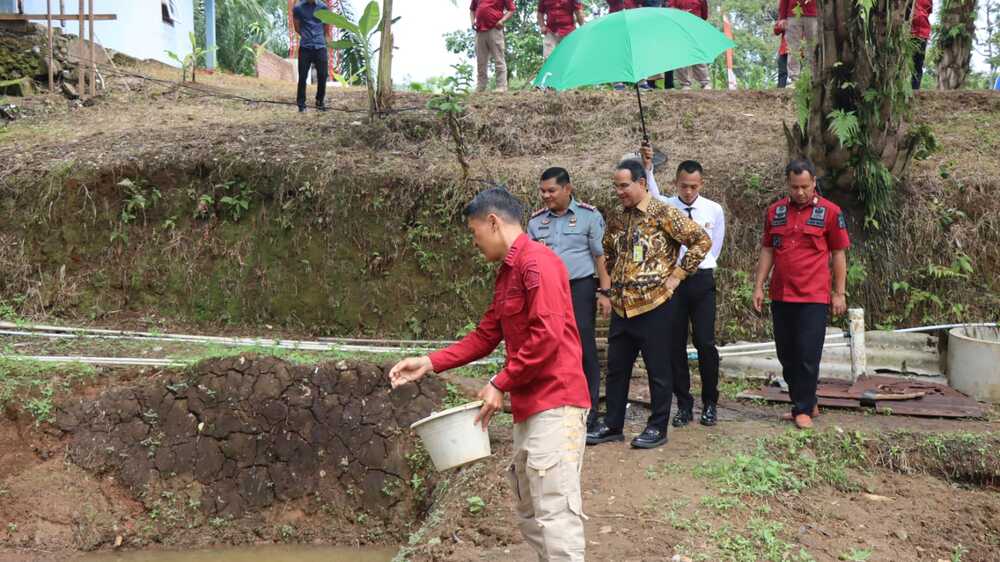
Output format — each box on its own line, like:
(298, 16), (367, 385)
(475, 27), (508, 92)
(674, 64), (711, 89)
(786, 15), (818, 82)
(507, 406), (588, 562)
(542, 32), (565, 59)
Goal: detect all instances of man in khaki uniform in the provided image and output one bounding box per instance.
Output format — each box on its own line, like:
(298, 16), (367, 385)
(390, 188), (591, 561)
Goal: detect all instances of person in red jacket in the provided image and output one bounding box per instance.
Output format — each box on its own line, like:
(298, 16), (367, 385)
(669, 0), (711, 89)
(471, 0), (516, 92)
(910, 0), (932, 90)
(389, 188), (591, 561)
(777, 0), (817, 83)
(774, 21), (789, 88)
(538, 0), (586, 59)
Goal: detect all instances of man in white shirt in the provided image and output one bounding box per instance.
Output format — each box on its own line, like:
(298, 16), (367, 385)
(642, 152), (726, 427)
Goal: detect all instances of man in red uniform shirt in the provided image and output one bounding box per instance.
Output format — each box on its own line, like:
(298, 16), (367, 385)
(389, 188), (591, 561)
(607, 0), (638, 11)
(669, 0), (711, 89)
(774, 22), (789, 88)
(777, 0), (817, 83)
(910, 0), (932, 90)
(538, 0), (586, 59)
(470, 0), (516, 92)
(751, 159), (850, 429)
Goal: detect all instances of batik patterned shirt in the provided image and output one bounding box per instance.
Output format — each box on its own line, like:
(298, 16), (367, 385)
(603, 195), (712, 317)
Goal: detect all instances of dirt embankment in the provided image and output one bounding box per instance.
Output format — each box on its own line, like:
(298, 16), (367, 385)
(1, 57), (999, 340)
(0, 357), (445, 555)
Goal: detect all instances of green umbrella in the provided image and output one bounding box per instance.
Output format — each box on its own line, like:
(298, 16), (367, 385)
(533, 7), (734, 141)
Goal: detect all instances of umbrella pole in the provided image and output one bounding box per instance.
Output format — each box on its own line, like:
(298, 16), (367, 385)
(634, 82), (649, 144)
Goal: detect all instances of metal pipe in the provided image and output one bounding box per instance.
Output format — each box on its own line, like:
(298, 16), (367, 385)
(88, 0), (95, 96)
(205, 0), (216, 69)
(77, 0), (83, 93)
(47, 0), (53, 92)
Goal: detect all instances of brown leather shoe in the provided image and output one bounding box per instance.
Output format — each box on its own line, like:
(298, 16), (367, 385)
(794, 414), (814, 429)
(781, 406), (820, 421)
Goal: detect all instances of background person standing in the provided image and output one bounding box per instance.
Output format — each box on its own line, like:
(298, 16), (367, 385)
(751, 159), (850, 429)
(471, 0), (517, 92)
(910, 0), (932, 90)
(528, 167), (612, 433)
(777, 0), (817, 82)
(774, 22), (789, 88)
(662, 160), (725, 428)
(538, 0), (586, 59)
(668, 0), (711, 89)
(292, 0), (332, 112)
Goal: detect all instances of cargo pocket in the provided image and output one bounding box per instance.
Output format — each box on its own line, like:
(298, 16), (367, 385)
(508, 451), (533, 519)
(526, 451), (565, 501)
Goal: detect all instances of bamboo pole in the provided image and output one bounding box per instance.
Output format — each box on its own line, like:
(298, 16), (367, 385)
(77, 0), (83, 94)
(47, 0), (53, 92)
(88, 0), (95, 95)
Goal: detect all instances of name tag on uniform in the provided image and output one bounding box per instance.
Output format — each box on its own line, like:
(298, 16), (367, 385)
(806, 206), (827, 227)
(632, 244), (644, 263)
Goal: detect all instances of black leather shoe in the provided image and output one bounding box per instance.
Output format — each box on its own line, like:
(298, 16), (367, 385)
(672, 409), (694, 428)
(700, 403), (718, 426)
(586, 422), (624, 446)
(630, 427), (668, 449)
(315, 104), (328, 112)
(298, 106), (306, 113)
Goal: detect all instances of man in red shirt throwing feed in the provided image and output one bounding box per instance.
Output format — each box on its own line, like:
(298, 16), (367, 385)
(389, 188), (591, 562)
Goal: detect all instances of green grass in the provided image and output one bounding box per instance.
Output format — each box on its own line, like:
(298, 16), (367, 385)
(0, 357), (97, 424)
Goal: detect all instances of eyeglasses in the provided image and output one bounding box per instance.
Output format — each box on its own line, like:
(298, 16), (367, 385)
(611, 182), (633, 191)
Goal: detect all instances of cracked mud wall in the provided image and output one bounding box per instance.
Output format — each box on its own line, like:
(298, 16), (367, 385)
(54, 356), (446, 524)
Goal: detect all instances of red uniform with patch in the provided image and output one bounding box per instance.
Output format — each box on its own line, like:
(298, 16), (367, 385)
(470, 0), (516, 32)
(429, 234), (591, 423)
(761, 196), (850, 304)
(539, 0), (583, 37)
(607, 0), (638, 12)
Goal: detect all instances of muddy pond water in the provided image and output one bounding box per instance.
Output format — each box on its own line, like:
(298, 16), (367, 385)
(77, 545), (396, 562)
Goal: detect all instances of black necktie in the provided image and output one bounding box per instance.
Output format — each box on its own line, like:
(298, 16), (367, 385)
(685, 207), (693, 218)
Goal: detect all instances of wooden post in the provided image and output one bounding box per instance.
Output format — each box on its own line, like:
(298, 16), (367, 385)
(77, 0), (83, 94)
(47, 0), (53, 92)
(88, 0), (95, 96)
(849, 308), (866, 382)
(59, 0), (64, 28)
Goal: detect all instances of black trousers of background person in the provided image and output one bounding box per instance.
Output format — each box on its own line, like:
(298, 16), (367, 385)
(604, 299), (676, 434)
(570, 277), (601, 428)
(297, 47), (328, 109)
(777, 53), (789, 88)
(671, 269), (721, 414)
(912, 39), (928, 90)
(771, 301), (829, 416)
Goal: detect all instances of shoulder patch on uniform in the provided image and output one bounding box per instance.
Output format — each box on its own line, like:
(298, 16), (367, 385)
(522, 266), (541, 290)
(531, 207), (547, 218)
(771, 204), (788, 227)
(806, 206), (827, 227)
(577, 201), (597, 211)
(837, 212), (847, 229)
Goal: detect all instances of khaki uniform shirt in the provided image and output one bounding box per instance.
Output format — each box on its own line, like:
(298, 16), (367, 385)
(603, 194), (712, 317)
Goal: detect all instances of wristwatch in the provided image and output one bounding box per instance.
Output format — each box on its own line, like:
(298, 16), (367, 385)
(596, 288), (611, 297)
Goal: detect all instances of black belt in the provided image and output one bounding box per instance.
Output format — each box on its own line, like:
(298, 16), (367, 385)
(570, 276), (596, 285)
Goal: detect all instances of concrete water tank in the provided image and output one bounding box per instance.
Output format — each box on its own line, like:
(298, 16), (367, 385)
(947, 325), (1000, 403)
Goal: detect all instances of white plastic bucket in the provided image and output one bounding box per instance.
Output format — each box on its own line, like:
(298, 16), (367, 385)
(410, 400), (492, 471)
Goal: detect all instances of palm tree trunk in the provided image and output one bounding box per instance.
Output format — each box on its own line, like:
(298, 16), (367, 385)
(935, 0), (978, 89)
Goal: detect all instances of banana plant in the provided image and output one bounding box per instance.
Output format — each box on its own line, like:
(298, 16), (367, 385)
(316, 0), (383, 116)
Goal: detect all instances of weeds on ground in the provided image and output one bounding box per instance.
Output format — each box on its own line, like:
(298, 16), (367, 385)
(0, 357), (96, 424)
(838, 547), (873, 561)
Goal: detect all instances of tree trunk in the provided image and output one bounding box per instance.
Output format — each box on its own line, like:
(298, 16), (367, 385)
(935, 0), (978, 89)
(376, 0), (394, 112)
(786, 0), (924, 235)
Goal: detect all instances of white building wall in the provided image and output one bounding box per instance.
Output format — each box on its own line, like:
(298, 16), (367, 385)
(20, 0), (195, 67)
